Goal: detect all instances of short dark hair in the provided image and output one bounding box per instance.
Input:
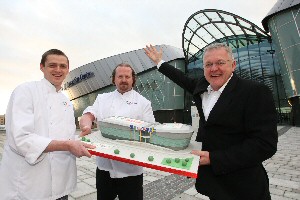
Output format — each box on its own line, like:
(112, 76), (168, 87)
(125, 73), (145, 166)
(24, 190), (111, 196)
(111, 63), (137, 87)
(40, 49), (69, 66)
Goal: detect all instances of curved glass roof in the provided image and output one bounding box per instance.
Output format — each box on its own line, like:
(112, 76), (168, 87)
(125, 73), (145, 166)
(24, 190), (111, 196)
(182, 9), (271, 64)
(181, 9), (288, 112)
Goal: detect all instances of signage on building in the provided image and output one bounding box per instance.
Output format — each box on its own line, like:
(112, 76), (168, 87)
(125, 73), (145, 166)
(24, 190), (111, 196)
(64, 71), (95, 89)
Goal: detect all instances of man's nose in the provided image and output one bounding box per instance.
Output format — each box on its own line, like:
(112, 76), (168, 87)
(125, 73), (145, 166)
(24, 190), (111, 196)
(54, 66), (64, 71)
(210, 64), (219, 71)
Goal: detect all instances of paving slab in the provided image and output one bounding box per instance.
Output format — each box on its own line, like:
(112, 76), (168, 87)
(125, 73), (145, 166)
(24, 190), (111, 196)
(0, 126), (300, 199)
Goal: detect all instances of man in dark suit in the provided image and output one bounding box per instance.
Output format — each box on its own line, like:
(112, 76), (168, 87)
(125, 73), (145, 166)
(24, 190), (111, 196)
(144, 43), (278, 200)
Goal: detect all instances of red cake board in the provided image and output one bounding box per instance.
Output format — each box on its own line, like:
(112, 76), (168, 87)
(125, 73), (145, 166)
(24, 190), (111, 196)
(88, 149), (198, 178)
(83, 131), (200, 178)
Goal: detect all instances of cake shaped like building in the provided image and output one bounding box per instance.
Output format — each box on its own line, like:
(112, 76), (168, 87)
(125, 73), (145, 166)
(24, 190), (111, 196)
(99, 116), (194, 151)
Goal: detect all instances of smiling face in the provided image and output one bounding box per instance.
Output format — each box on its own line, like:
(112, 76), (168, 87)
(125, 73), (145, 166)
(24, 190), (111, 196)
(203, 47), (236, 91)
(40, 54), (69, 91)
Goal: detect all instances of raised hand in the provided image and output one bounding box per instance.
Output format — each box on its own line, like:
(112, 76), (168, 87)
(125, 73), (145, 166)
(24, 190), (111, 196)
(144, 44), (163, 65)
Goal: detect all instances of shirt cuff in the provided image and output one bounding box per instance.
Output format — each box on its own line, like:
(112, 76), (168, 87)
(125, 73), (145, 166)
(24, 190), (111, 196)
(82, 107), (95, 116)
(25, 137), (52, 165)
(157, 60), (165, 69)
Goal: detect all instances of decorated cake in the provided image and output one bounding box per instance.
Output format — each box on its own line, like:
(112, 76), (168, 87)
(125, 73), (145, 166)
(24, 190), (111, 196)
(98, 116), (194, 150)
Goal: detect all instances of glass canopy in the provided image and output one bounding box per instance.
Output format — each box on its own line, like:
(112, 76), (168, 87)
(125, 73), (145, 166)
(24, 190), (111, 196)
(182, 9), (290, 124)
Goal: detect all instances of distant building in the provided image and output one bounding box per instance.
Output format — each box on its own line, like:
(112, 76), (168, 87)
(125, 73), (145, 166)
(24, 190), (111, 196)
(0, 115), (5, 126)
(63, 45), (187, 127)
(262, 0), (300, 126)
(64, 5), (299, 126)
(0, 115), (5, 131)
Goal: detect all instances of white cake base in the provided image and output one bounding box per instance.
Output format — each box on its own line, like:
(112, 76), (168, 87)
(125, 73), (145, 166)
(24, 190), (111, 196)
(81, 131), (201, 178)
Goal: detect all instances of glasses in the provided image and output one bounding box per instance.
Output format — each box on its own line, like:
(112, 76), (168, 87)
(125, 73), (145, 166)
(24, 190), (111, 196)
(204, 60), (231, 68)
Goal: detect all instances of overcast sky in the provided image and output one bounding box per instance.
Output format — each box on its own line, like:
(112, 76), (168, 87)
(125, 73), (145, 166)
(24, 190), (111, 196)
(0, 0), (277, 114)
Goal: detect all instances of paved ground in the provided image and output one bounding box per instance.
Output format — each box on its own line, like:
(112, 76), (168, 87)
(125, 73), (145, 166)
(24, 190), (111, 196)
(0, 126), (299, 200)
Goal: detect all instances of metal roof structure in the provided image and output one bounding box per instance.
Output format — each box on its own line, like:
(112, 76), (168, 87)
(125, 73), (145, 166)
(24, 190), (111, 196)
(262, 0), (300, 32)
(63, 44), (184, 100)
(181, 9), (286, 111)
(182, 9), (271, 65)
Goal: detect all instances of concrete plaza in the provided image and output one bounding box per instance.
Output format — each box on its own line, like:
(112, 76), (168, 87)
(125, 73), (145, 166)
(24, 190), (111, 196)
(0, 126), (299, 200)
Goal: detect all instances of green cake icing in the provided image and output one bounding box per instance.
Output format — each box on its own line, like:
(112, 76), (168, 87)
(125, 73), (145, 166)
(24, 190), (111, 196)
(114, 149), (120, 154)
(161, 157), (194, 170)
(130, 153), (135, 158)
(148, 156), (154, 161)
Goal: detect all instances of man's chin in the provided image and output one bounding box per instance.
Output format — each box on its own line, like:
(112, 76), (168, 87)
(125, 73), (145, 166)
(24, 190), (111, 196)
(118, 87), (132, 93)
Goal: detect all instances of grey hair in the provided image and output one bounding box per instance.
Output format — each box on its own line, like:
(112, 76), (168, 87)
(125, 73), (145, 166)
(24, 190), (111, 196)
(203, 43), (234, 60)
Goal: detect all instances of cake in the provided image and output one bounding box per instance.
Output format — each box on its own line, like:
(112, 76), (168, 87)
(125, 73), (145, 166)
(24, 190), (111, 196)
(98, 116), (194, 150)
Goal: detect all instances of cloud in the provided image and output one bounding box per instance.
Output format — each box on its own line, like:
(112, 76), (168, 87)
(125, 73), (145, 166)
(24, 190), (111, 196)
(0, 0), (277, 114)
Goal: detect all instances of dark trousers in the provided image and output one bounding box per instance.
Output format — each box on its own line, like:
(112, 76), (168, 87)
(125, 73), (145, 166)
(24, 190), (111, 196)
(96, 168), (143, 200)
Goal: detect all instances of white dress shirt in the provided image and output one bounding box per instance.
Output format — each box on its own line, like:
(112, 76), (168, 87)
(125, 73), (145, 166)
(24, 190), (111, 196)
(83, 89), (155, 178)
(0, 79), (77, 200)
(201, 75), (233, 120)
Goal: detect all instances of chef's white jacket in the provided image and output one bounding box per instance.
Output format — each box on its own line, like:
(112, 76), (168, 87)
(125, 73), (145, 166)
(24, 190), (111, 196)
(83, 89), (155, 178)
(0, 79), (77, 200)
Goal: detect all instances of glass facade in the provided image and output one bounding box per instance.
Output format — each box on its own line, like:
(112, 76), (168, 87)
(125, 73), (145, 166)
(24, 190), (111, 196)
(67, 8), (299, 126)
(135, 60), (185, 111)
(262, 1), (300, 126)
(267, 4), (300, 98)
(64, 45), (186, 125)
(70, 59), (186, 124)
(182, 9), (290, 124)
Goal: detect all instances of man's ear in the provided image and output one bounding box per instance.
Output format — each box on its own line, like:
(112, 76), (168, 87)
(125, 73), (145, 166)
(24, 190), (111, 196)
(112, 76), (115, 85)
(232, 60), (237, 72)
(40, 64), (44, 72)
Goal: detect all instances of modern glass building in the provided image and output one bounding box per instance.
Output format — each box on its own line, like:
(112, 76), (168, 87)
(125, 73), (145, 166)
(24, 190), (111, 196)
(182, 9), (289, 124)
(64, 3), (299, 126)
(63, 45), (187, 126)
(262, 0), (300, 126)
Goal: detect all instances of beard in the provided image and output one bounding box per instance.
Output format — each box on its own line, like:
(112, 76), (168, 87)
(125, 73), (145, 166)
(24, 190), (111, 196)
(117, 83), (132, 93)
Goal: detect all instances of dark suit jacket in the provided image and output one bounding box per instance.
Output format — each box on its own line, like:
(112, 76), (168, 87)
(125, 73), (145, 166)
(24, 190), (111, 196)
(159, 62), (278, 200)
